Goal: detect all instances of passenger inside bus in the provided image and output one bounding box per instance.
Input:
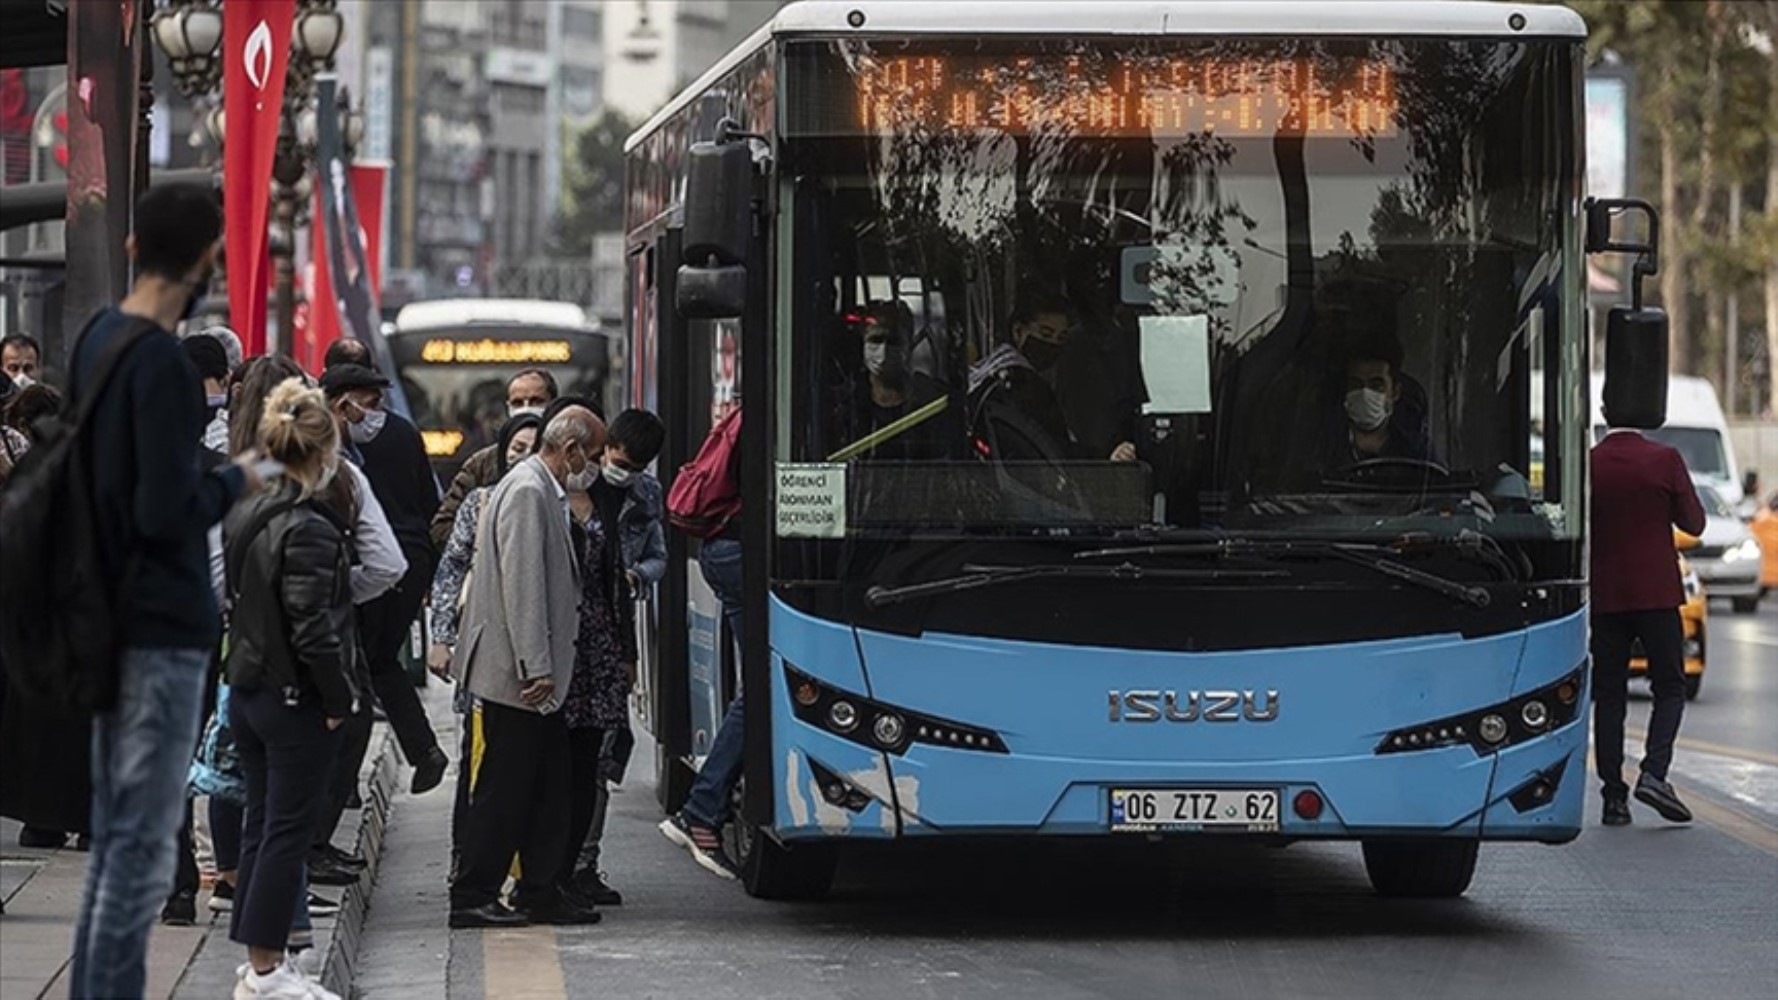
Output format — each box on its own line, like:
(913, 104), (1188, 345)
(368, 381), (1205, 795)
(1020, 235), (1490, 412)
(966, 292), (1137, 465)
(824, 301), (964, 461)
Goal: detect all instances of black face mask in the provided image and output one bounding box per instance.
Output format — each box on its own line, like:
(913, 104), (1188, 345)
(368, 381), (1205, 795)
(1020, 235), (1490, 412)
(1020, 337), (1063, 372)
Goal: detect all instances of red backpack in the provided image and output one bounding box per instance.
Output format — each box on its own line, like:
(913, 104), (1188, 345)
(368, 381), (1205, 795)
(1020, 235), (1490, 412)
(666, 407), (743, 538)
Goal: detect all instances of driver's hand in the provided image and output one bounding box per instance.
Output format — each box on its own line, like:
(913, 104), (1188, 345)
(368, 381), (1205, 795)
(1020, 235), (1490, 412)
(1110, 442), (1138, 463)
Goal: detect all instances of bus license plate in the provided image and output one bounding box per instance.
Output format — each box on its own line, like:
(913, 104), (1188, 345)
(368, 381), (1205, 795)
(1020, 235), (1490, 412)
(1110, 788), (1280, 832)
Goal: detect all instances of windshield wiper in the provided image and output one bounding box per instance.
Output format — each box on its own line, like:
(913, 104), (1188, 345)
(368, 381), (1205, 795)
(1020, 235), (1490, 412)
(863, 562), (1286, 609)
(1075, 538), (1493, 609)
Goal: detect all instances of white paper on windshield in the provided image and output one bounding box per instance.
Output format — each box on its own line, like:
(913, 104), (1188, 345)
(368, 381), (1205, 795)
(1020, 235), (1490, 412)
(1140, 314), (1213, 414)
(775, 463), (847, 539)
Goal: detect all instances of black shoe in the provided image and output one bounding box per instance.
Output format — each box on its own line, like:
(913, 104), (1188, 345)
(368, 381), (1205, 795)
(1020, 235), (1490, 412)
(160, 890), (197, 926)
(307, 853), (363, 887)
(316, 843), (369, 871)
(412, 746), (450, 795)
(525, 897), (603, 927)
(449, 902), (528, 929)
(1634, 774), (1693, 823)
(17, 826), (66, 849)
(569, 869), (622, 907)
(207, 880), (235, 913)
(1602, 797), (1632, 826)
(307, 891), (342, 918)
(345, 788), (364, 810)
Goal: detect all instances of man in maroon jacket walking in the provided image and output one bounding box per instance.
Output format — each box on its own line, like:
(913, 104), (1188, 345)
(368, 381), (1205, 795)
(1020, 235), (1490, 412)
(1590, 420), (1707, 826)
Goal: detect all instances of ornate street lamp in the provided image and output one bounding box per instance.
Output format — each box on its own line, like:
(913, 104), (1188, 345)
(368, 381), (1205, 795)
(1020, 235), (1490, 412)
(151, 0), (225, 98)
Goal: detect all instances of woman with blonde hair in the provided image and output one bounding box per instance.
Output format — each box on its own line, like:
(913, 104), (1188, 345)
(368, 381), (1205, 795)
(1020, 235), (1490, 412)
(222, 379), (357, 1000)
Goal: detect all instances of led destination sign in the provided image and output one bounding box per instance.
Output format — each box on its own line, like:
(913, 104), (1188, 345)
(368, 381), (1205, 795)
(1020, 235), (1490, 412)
(847, 55), (1398, 138)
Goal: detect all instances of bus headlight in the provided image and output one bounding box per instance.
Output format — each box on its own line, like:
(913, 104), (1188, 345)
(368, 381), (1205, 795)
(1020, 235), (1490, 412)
(1377, 667), (1584, 757)
(1478, 714), (1509, 744)
(785, 665), (1007, 756)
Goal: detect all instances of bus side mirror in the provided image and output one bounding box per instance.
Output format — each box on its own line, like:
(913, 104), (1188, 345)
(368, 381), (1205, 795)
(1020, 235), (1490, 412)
(676, 135), (755, 320)
(1601, 307), (1668, 430)
(1587, 197), (1667, 429)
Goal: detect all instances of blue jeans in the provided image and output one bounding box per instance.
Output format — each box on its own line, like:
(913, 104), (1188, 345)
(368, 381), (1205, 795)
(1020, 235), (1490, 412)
(685, 539), (745, 829)
(70, 646), (209, 999)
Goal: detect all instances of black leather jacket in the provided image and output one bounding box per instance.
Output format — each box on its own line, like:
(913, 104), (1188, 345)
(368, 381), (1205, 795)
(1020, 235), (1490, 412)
(223, 485), (359, 718)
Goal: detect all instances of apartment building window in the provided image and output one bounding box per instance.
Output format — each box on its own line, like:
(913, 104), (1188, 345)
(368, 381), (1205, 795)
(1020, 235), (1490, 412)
(563, 6), (601, 43)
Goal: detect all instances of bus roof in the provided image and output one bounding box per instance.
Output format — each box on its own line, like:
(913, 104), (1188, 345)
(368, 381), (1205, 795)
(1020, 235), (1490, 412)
(625, 0), (1586, 153)
(392, 299), (598, 334)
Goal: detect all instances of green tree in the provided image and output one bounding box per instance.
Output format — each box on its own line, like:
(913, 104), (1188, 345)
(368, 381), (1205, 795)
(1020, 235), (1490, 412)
(555, 111), (635, 256)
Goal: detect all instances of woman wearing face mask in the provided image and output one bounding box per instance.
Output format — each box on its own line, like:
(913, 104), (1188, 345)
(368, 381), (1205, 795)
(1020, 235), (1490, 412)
(222, 379), (357, 1000)
(426, 411), (543, 876)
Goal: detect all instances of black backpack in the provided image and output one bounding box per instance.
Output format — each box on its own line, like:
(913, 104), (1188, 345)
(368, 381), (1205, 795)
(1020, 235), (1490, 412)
(0, 314), (158, 713)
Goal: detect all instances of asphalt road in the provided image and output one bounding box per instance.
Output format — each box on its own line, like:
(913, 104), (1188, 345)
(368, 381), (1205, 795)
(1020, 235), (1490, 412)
(371, 601), (1778, 1000)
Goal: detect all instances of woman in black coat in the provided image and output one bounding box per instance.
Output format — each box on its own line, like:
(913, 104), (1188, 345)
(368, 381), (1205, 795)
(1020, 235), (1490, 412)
(223, 378), (356, 999)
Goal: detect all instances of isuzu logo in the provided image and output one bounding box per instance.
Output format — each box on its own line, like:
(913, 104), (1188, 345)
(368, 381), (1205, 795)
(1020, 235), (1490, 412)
(1108, 689), (1280, 723)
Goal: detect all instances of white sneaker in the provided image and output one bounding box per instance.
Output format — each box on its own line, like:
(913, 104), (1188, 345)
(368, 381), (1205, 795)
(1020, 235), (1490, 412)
(233, 963), (313, 1000)
(284, 957), (341, 1000)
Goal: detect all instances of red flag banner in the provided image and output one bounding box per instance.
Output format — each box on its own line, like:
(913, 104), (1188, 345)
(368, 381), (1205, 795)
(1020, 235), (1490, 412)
(223, 0), (295, 356)
(349, 162), (387, 299)
(307, 184), (338, 370)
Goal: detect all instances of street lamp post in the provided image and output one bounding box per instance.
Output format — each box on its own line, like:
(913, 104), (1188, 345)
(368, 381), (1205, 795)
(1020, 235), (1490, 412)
(151, 0), (346, 347)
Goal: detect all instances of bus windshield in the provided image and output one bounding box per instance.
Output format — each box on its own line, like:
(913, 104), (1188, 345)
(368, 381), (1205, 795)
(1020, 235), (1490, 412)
(780, 37), (1583, 551)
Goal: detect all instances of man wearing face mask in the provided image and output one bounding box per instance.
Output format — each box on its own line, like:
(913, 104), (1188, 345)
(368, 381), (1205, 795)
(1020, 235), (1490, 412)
(968, 294), (1137, 463)
(319, 364), (450, 817)
(1, 333), (41, 389)
(1326, 332), (1436, 470)
(432, 368), (560, 548)
(831, 303), (963, 461)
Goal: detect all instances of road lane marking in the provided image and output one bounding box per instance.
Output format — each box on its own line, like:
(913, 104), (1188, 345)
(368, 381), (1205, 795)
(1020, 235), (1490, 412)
(482, 926), (567, 999)
(1627, 729), (1778, 769)
(1675, 784), (1778, 859)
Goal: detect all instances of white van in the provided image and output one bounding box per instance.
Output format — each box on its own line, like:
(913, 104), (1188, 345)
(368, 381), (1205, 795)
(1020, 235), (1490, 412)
(1589, 374), (1742, 507)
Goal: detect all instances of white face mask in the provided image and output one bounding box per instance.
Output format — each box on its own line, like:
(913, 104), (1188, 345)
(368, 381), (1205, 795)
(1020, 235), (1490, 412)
(206, 393), (228, 410)
(347, 405), (387, 443)
(10, 373), (34, 390)
(509, 404), (545, 419)
(1344, 387), (1393, 432)
(863, 341), (908, 382)
(602, 463), (633, 488)
(565, 468), (597, 492)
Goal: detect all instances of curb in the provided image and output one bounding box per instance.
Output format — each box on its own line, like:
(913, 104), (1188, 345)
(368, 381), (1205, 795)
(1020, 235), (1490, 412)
(320, 724), (402, 998)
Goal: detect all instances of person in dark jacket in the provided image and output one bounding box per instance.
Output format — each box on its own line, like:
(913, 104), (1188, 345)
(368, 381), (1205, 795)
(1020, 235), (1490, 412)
(430, 368), (560, 548)
(1591, 418), (1708, 827)
(63, 183), (262, 999)
(224, 378), (356, 999)
(319, 363), (449, 803)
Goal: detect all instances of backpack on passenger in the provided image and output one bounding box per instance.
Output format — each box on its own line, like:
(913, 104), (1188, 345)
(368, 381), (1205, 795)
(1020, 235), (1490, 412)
(0, 314), (158, 713)
(665, 407), (742, 538)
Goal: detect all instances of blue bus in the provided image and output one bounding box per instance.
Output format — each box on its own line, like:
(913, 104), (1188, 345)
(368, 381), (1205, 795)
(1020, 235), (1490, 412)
(624, 0), (1665, 899)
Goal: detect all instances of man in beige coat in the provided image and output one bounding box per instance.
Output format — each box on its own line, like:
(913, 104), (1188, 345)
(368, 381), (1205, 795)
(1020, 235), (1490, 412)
(449, 406), (605, 929)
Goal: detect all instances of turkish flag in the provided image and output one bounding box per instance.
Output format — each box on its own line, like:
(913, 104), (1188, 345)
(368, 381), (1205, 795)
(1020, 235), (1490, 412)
(223, 0), (295, 356)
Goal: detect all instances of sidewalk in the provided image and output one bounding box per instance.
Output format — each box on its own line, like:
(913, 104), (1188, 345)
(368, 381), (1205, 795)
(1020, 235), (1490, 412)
(0, 716), (404, 1000)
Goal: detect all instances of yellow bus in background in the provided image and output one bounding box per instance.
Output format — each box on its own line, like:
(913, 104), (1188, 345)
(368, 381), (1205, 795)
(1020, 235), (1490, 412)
(386, 299), (619, 479)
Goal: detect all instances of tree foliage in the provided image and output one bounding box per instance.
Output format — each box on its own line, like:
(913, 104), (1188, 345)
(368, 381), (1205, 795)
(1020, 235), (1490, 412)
(555, 110), (635, 256)
(1569, 0), (1777, 414)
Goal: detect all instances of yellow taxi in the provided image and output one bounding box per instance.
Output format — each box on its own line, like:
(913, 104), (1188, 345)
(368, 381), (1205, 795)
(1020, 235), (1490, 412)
(1631, 552), (1706, 700)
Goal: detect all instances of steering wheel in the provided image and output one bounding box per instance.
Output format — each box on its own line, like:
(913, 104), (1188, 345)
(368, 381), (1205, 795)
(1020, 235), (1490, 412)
(1326, 456), (1456, 487)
